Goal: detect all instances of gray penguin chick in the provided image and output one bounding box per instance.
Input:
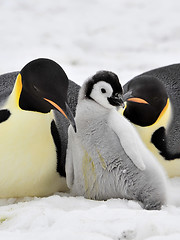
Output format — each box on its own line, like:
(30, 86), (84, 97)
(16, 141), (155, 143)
(66, 71), (167, 210)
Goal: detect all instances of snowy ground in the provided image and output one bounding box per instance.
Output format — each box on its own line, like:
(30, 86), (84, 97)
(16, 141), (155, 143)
(0, 0), (180, 239)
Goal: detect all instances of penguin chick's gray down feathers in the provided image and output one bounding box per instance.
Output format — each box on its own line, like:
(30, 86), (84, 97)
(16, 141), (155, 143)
(66, 71), (167, 210)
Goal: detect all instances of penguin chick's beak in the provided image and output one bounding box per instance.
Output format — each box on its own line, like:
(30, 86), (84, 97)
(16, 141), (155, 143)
(44, 98), (77, 132)
(123, 91), (149, 105)
(108, 94), (125, 108)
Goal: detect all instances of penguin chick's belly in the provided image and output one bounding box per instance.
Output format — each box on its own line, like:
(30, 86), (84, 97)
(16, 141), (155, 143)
(73, 145), (137, 201)
(71, 123), (133, 200)
(81, 152), (127, 200)
(0, 110), (67, 198)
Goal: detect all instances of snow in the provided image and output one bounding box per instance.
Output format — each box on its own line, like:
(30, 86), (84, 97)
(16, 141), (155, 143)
(0, 0), (180, 239)
(1, 0), (180, 85)
(0, 190), (180, 240)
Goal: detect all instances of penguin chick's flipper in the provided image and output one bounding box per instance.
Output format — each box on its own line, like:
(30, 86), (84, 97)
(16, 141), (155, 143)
(65, 126), (76, 188)
(108, 109), (146, 171)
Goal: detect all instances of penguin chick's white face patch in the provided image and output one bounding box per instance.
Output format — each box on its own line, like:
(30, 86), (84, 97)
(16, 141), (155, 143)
(90, 81), (114, 109)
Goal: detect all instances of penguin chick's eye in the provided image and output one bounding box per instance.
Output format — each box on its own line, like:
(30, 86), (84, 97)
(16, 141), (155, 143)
(101, 88), (106, 94)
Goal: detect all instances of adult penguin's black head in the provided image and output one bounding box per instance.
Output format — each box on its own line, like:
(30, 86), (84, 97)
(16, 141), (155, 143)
(16, 58), (76, 131)
(123, 76), (169, 127)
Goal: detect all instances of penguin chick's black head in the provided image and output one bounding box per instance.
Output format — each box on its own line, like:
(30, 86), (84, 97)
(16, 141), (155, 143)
(18, 58), (76, 131)
(84, 71), (124, 108)
(123, 75), (168, 126)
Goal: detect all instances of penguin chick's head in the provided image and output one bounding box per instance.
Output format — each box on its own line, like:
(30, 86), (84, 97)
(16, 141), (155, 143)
(80, 71), (124, 109)
(17, 58), (76, 131)
(123, 76), (169, 126)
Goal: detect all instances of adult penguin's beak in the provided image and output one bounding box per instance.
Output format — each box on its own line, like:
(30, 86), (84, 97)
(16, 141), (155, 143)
(123, 91), (149, 105)
(44, 98), (77, 132)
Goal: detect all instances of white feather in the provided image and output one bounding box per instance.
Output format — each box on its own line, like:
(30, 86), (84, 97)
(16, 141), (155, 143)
(108, 108), (146, 171)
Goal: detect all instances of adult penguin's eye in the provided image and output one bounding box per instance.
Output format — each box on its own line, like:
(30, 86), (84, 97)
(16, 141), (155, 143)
(33, 85), (40, 92)
(101, 88), (106, 93)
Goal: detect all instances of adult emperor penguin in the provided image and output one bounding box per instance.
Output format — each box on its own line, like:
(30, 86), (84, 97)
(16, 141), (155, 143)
(122, 63), (180, 177)
(66, 71), (167, 210)
(0, 58), (79, 198)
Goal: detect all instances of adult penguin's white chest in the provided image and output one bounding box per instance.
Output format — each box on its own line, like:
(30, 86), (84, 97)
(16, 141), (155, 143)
(0, 106), (67, 198)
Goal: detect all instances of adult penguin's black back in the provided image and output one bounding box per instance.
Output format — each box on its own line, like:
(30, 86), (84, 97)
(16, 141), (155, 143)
(123, 63), (180, 177)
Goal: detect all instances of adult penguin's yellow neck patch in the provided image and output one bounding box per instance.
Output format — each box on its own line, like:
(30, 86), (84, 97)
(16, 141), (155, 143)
(131, 98), (172, 152)
(155, 98), (170, 123)
(6, 73), (23, 109)
(15, 74), (23, 106)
